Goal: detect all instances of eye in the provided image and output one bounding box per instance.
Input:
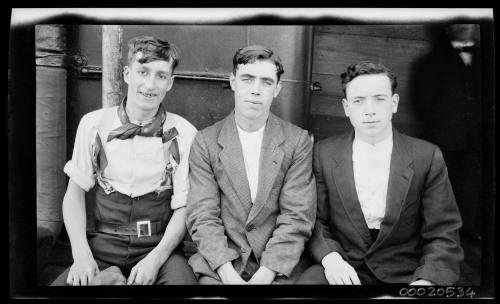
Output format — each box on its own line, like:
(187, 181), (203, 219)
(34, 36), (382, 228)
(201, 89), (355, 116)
(138, 70), (147, 76)
(158, 74), (168, 80)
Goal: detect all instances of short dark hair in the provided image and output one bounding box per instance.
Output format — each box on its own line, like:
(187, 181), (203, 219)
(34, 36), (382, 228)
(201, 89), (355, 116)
(127, 36), (180, 72)
(232, 45), (284, 81)
(340, 61), (398, 96)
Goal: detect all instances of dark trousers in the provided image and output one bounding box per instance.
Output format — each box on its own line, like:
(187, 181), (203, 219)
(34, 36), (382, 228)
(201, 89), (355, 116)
(295, 262), (384, 285)
(51, 186), (197, 285)
(50, 247), (196, 285)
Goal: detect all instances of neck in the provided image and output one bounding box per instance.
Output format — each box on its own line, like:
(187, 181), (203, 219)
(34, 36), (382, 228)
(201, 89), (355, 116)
(355, 127), (392, 145)
(125, 100), (158, 122)
(234, 111), (268, 132)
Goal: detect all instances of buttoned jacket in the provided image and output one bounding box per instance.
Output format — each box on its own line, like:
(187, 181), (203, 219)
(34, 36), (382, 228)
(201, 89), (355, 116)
(186, 112), (316, 279)
(309, 129), (463, 285)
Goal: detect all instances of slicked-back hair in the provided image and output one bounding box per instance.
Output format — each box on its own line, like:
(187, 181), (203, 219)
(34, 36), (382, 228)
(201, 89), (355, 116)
(340, 61), (398, 97)
(127, 36), (180, 72)
(232, 45), (284, 82)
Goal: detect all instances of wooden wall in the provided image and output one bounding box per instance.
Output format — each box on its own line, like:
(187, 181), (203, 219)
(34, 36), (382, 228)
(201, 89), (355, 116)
(309, 25), (433, 141)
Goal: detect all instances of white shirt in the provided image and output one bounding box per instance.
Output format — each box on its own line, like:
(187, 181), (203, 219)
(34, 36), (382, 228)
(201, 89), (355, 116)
(352, 131), (393, 229)
(236, 123), (265, 203)
(63, 107), (197, 209)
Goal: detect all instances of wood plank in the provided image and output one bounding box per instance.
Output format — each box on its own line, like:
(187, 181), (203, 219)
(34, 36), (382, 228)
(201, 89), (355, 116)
(314, 25), (430, 41)
(312, 32), (432, 83)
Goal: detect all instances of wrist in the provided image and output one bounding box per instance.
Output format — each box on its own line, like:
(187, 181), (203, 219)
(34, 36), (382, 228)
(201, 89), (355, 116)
(72, 245), (93, 261)
(321, 252), (342, 268)
(217, 262), (235, 281)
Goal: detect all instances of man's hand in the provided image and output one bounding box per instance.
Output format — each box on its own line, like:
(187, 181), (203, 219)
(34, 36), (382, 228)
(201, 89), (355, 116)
(248, 266), (276, 285)
(217, 262), (248, 284)
(410, 279), (434, 286)
(66, 254), (99, 286)
(127, 250), (163, 285)
(321, 252), (361, 285)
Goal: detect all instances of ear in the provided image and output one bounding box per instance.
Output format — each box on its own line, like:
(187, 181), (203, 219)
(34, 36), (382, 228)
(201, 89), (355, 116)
(273, 81), (283, 98)
(342, 98), (350, 117)
(166, 77), (174, 92)
(123, 66), (130, 85)
(229, 73), (236, 91)
(391, 93), (400, 114)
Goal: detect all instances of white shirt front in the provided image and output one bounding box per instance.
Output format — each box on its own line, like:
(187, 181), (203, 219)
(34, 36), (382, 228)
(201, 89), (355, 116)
(63, 107), (197, 210)
(236, 123), (265, 203)
(352, 131), (393, 229)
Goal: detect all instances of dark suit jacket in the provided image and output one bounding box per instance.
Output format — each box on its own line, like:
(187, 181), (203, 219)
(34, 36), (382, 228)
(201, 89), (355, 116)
(187, 112), (316, 280)
(309, 129), (463, 285)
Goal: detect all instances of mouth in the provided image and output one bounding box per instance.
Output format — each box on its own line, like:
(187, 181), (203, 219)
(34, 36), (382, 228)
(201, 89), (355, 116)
(139, 91), (157, 99)
(245, 100), (261, 105)
(363, 121), (380, 126)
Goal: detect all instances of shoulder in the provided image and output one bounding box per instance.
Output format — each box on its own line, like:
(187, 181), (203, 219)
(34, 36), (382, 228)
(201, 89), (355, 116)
(78, 106), (117, 131)
(396, 131), (440, 157)
(315, 132), (352, 152)
(196, 115), (227, 140)
(273, 114), (307, 137)
(167, 112), (198, 138)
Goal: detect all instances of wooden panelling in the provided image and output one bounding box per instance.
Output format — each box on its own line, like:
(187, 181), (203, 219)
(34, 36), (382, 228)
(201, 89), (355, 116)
(310, 25), (431, 138)
(312, 31), (431, 82)
(315, 25), (430, 41)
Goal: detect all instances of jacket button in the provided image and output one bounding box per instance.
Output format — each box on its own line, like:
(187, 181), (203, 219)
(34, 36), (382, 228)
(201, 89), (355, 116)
(241, 247), (247, 253)
(246, 225), (255, 232)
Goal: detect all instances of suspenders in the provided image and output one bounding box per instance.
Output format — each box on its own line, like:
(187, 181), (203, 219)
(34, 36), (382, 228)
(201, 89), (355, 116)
(91, 106), (179, 195)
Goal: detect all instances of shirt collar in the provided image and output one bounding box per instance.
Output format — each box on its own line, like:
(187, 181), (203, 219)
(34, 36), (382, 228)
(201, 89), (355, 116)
(353, 129), (393, 157)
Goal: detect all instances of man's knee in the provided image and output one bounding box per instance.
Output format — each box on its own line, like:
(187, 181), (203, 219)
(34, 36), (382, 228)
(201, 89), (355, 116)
(295, 264), (328, 285)
(197, 275), (222, 285)
(155, 250), (197, 285)
(50, 267), (71, 286)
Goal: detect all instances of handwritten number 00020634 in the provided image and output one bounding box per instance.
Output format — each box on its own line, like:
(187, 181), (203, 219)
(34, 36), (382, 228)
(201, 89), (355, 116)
(398, 286), (476, 298)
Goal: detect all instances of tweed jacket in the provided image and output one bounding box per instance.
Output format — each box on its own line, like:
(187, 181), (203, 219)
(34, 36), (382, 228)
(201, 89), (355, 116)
(309, 129), (463, 285)
(186, 112), (316, 279)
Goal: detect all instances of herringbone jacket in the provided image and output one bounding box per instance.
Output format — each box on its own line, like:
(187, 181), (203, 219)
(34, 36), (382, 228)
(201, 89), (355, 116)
(186, 112), (316, 279)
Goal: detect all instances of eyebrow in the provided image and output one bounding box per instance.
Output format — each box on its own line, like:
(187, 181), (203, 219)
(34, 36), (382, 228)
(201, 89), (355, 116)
(136, 65), (171, 75)
(239, 73), (276, 83)
(350, 94), (388, 99)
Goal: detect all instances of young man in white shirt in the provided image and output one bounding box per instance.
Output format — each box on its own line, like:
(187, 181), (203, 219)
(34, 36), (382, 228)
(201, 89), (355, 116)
(186, 45), (316, 284)
(297, 61), (463, 285)
(51, 36), (197, 285)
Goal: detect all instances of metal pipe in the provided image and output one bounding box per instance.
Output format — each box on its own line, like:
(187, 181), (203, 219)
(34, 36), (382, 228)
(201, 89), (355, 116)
(102, 25), (123, 107)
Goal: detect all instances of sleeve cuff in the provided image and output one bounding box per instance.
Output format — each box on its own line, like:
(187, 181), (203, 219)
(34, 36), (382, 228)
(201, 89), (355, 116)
(170, 196), (186, 210)
(63, 161), (95, 191)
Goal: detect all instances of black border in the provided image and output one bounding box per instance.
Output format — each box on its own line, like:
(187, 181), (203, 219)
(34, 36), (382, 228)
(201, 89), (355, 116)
(8, 7), (496, 300)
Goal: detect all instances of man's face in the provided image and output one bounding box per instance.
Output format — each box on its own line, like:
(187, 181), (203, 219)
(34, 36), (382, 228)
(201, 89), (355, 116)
(342, 73), (399, 144)
(230, 60), (282, 123)
(124, 53), (174, 113)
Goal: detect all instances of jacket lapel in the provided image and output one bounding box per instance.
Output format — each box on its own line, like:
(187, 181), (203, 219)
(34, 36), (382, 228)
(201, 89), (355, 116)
(368, 129), (414, 253)
(331, 131), (373, 245)
(246, 114), (285, 224)
(218, 113), (253, 213)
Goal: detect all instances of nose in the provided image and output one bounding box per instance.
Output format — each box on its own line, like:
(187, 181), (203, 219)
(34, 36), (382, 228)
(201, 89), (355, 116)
(250, 80), (262, 95)
(144, 74), (156, 89)
(364, 99), (376, 117)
